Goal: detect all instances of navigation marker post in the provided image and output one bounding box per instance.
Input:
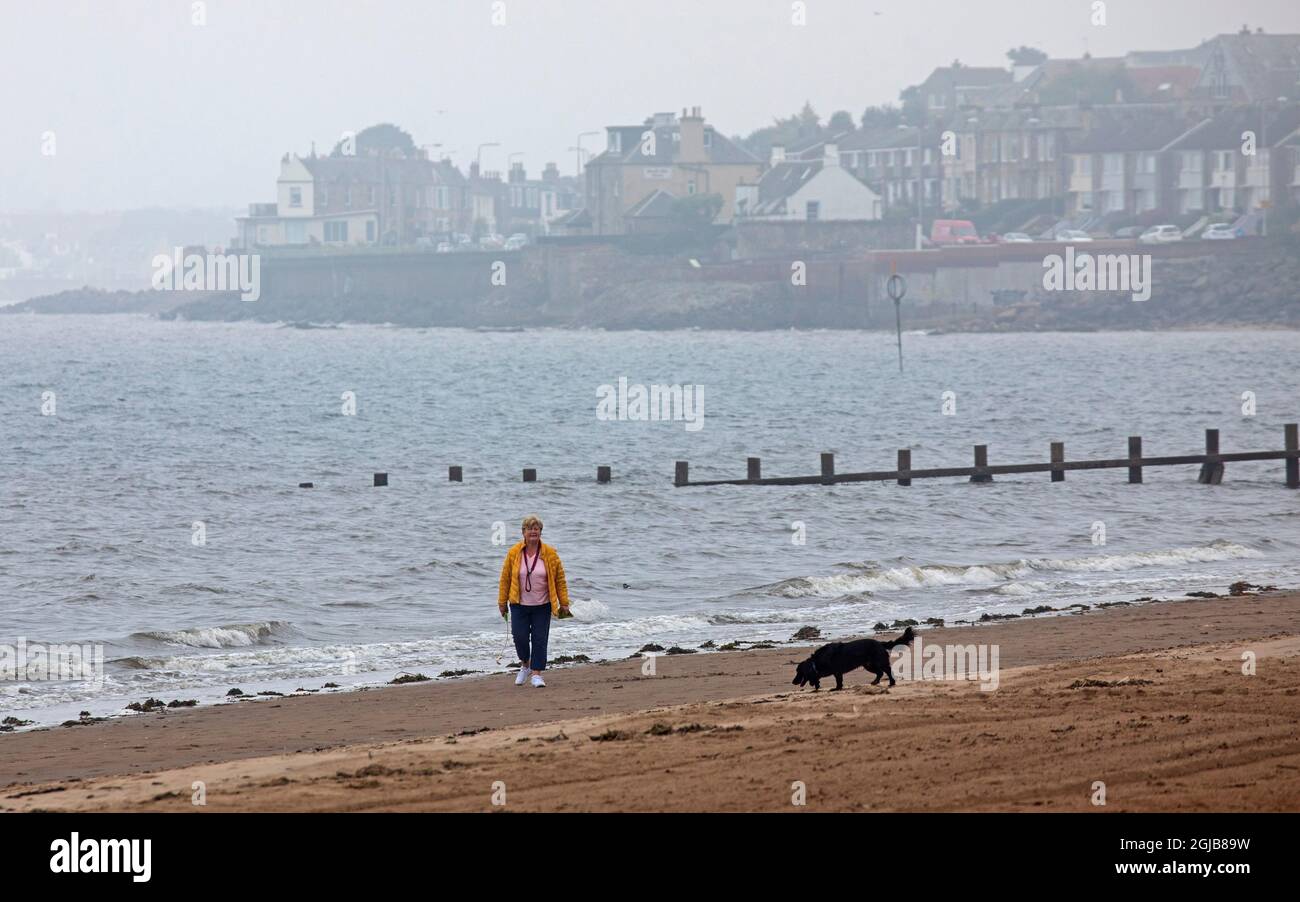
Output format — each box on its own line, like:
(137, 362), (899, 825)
(886, 262), (907, 374)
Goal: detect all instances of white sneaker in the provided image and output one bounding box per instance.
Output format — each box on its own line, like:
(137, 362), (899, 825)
(514, 667), (531, 686)
(530, 673), (546, 688)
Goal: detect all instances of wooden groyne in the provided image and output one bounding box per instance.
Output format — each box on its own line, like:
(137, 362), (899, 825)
(675, 425), (1300, 489)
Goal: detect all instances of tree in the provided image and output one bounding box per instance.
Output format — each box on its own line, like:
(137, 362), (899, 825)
(1007, 46), (1048, 66)
(828, 110), (857, 134)
(899, 86), (925, 126)
(861, 104), (905, 129)
(736, 103), (824, 159)
(332, 123), (417, 157)
(670, 193), (724, 228)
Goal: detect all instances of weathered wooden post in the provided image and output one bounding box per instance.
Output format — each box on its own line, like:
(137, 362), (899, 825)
(674, 461), (689, 487)
(597, 466), (611, 484)
(448, 466), (463, 482)
(897, 449), (911, 486)
(1128, 436), (1143, 484)
(1050, 442), (1065, 482)
(298, 482), (314, 489)
(522, 468), (537, 482)
(373, 472), (388, 487)
(1198, 429), (1223, 484)
(747, 457), (762, 482)
(1286, 423), (1299, 489)
(820, 453), (835, 485)
(970, 445), (992, 483)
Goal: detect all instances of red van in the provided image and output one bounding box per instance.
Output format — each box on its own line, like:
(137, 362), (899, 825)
(930, 219), (981, 246)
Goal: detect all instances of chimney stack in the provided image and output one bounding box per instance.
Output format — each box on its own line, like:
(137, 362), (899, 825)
(679, 106), (706, 162)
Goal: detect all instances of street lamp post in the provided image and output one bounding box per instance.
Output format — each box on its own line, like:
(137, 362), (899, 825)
(476, 142), (500, 172)
(576, 131), (599, 178)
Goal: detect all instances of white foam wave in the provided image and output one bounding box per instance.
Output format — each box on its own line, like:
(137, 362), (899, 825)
(130, 621), (294, 649)
(774, 541), (1260, 599)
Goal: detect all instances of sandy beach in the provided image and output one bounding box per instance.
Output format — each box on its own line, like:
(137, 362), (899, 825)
(4, 589), (1300, 813)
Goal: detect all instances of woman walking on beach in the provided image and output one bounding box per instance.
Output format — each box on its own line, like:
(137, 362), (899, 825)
(498, 515), (570, 687)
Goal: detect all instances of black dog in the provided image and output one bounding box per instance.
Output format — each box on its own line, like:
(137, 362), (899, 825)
(791, 627), (915, 691)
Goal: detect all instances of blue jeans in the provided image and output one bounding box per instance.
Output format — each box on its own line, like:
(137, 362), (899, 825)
(511, 604), (552, 671)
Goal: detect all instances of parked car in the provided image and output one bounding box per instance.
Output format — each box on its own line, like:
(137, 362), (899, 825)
(504, 234), (528, 250)
(436, 242), (454, 253)
(1202, 222), (1242, 240)
(1140, 225), (1182, 244)
(1000, 232), (1034, 243)
(930, 219), (981, 246)
(1055, 229), (1093, 242)
(1114, 226), (1143, 239)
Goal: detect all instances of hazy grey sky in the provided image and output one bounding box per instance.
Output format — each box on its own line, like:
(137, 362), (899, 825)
(2, 0), (1297, 212)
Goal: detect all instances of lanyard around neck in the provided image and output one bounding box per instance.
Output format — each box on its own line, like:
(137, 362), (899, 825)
(522, 545), (541, 591)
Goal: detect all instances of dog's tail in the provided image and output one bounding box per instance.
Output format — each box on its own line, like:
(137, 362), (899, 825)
(882, 626), (915, 650)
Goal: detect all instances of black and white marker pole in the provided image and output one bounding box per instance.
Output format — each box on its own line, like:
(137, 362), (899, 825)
(886, 266), (907, 374)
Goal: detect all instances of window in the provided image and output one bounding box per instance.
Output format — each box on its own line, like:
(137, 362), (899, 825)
(320, 187), (329, 207)
(527, 187), (538, 208)
(923, 148), (934, 165)
(609, 132), (621, 153)
(286, 220), (306, 243)
(368, 185), (376, 204)
(324, 221), (348, 242)
(366, 220), (376, 242)
(1216, 151), (1233, 171)
(904, 149), (915, 166)
(344, 186), (352, 208)
(1073, 156), (1092, 176)
(704, 130), (712, 147)
(806, 200), (820, 220)
(388, 187), (396, 206)
(687, 180), (697, 195)
(289, 187), (302, 207)
(1104, 154), (1123, 175)
(1182, 152), (1202, 172)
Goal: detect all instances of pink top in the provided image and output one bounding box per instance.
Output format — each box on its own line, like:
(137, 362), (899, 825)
(519, 547), (549, 606)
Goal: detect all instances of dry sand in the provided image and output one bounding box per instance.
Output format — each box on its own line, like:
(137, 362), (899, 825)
(3, 591), (1300, 812)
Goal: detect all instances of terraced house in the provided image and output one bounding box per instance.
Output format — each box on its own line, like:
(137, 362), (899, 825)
(1166, 103), (1300, 215)
(1065, 110), (1210, 216)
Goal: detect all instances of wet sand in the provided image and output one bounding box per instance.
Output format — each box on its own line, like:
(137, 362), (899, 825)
(4, 590), (1300, 812)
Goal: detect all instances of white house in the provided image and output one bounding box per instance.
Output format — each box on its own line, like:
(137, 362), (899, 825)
(736, 144), (883, 221)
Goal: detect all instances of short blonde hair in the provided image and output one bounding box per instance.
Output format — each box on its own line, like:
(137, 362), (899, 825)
(521, 515), (544, 532)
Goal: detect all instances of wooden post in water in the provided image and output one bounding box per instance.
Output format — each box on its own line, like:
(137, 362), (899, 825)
(449, 466), (462, 482)
(1198, 429), (1223, 484)
(373, 472), (388, 487)
(1128, 436), (1143, 484)
(597, 466), (611, 483)
(522, 468), (537, 482)
(820, 453), (835, 485)
(897, 449), (911, 486)
(1286, 423), (1299, 489)
(1050, 442), (1065, 482)
(298, 482), (314, 489)
(674, 461), (689, 487)
(970, 445), (992, 483)
(747, 457), (762, 482)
